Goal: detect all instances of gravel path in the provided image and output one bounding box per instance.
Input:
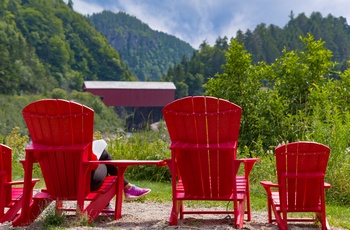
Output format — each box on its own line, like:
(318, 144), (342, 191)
(1, 201), (346, 229)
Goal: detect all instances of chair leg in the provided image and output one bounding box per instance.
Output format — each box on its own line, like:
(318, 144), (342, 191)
(55, 199), (63, 216)
(235, 198), (246, 228)
(267, 196), (273, 223)
(179, 201), (184, 219)
(245, 183), (251, 221)
(325, 218), (330, 230)
(246, 193), (251, 221)
(12, 197), (52, 226)
(0, 200), (22, 223)
(280, 211), (288, 230)
(316, 212), (330, 230)
(270, 204), (286, 230)
(169, 204), (178, 225)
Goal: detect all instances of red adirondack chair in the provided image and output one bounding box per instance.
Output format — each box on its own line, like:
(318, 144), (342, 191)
(13, 99), (162, 226)
(162, 96), (259, 228)
(260, 141), (331, 230)
(0, 144), (39, 223)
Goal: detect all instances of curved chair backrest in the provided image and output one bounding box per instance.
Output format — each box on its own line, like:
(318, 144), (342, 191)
(0, 144), (12, 205)
(22, 99), (94, 198)
(163, 96), (242, 149)
(0, 144), (12, 183)
(163, 96), (242, 197)
(275, 141), (330, 211)
(22, 99), (94, 146)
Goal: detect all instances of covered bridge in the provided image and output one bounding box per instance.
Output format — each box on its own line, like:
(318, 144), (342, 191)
(83, 81), (176, 107)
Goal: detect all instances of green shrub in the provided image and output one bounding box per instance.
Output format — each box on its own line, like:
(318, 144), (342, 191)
(42, 206), (65, 229)
(108, 121), (171, 182)
(5, 126), (28, 180)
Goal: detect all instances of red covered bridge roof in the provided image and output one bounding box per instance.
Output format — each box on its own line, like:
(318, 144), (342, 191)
(83, 81), (176, 107)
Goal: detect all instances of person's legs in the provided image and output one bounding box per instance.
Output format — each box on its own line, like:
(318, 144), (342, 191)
(90, 164), (107, 191)
(99, 149), (128, 186)
(99, 148), (151, 201)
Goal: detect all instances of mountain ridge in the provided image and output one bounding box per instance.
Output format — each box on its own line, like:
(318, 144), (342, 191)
(88, 10), (195, 81)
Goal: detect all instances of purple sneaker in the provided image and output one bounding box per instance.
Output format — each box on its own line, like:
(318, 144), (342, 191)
(102, 203), (114, 216)
(124, 185), (151, 201)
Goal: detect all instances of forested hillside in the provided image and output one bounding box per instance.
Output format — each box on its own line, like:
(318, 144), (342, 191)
(237, 11), (350, 68)
(162, 12), (350, 98)
(0, 0), (135, 95)
(88, 11), (194, 81)
(0, 0), (135, 138)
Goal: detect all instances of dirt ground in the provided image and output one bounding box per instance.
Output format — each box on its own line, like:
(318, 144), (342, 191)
(0, 201), (346, 230)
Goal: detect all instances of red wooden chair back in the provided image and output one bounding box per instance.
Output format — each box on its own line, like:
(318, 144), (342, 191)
(164, 96), (241, 149)
(163, 96), (242, 197)
(23, 99), (93, 146)
(0, 144), (12, 181)
(275, 141), (330, 212)
(260, 141), (331, 229)
(22, 99), (94, 199)
(0, 144), (39, 224)
(0, 144), (12, 210)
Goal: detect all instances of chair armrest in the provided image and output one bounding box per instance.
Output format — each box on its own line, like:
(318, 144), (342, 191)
(21, 143), (92, 165)
(162, 159), (171, 164)
(324, 182), (331, 189)
(86, 160), (166, 174)
(235, 158), (260, 176)
(6, 178), (40, 186)
(260, 181), (279, 188)
(157, 160), (168, 167)
(260, 181), (279, 194)
(160, 159), (173, 174)
(25, 142), (90, 151)
(86, 160), (164, 167)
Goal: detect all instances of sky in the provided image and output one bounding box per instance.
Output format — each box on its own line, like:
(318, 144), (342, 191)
(64, 0), (350, 49)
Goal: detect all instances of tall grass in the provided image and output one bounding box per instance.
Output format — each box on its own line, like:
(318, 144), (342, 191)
(5, 126), (28, 180)
(107, 121), (171, 182)
(306, 106), (350, 205)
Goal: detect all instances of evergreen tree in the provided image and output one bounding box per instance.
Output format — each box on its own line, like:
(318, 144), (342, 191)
(67, 0), (73, 10)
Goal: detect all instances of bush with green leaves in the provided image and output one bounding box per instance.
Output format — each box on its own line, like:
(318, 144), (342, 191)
(107, 121), (171, 182)
(4, 126), (28, 180)
(205, 34), (350, 205)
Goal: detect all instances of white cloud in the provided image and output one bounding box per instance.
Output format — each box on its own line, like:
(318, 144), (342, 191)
(63, 0), (105, 15)
(117, 1), (176, 33)
(113, 1), (203, 46)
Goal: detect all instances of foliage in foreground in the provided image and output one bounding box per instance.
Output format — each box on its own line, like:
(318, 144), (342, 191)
(107, 121), (172, 182)
(205, 34), (350, 205)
